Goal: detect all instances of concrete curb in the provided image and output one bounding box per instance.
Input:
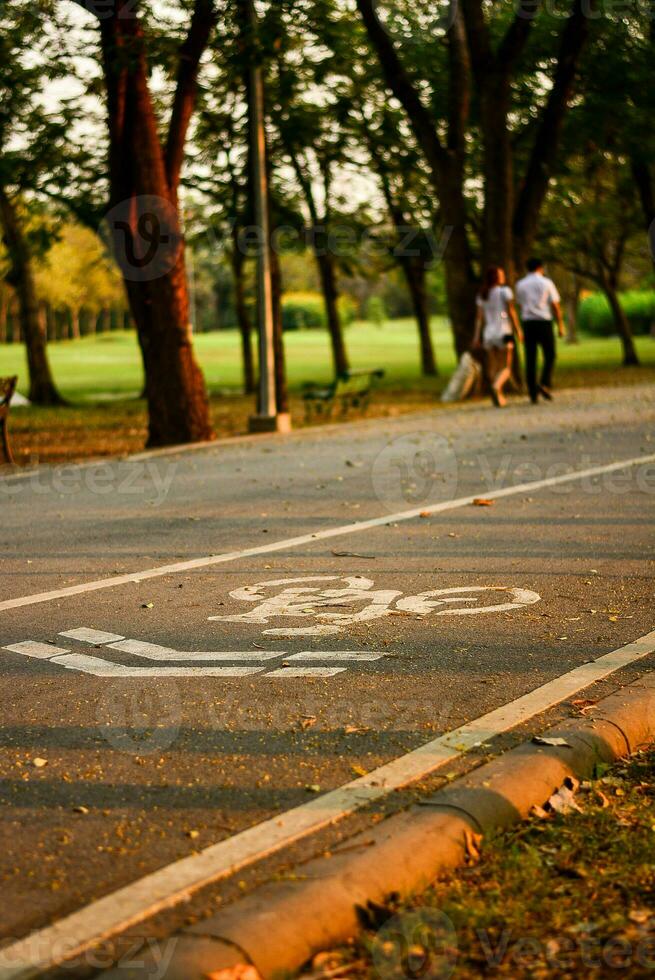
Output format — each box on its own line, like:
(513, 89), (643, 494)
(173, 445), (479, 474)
(102, 672), (655, 980)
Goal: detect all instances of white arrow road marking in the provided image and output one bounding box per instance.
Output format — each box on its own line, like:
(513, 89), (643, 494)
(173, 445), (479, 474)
(50, 653), (266, 678)
(286, 651), (386, 662)
(1, 633), (385, 679)
(106, 639), (283, 662)
(60, 628), (125, 644)
(265, 666), (348, 677)
(3, 641), (71, 659)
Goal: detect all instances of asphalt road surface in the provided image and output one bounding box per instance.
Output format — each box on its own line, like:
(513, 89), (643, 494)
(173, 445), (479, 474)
(1, 384), (654, 968)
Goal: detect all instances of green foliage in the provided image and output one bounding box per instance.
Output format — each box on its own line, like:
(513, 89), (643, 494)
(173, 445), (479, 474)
(366, 295), (387, 327)
(282, 291), (326, 330)
(282, 291), (357, 330)
(578, 291), (655, 337)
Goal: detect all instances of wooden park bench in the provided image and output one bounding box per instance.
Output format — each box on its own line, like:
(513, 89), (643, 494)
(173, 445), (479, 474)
(303, 368), (385, 421)
(0, 376), (18, 465)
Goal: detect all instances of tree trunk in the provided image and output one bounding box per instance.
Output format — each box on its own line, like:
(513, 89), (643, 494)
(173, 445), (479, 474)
(45, 302), (56, 341)
(0, 186), (63, 404)
(231, 245), (256, 394)
(71, 307), (81, 339)
(270, 240), (289, 414)
(99, 307), (111, 333)
(316, 250), (349, 376)
(124, 256), (213, 445)
(9, 303), (20, 343)
(601, 279), (640, 367)
(99, 4), (213, 447)
(567, 275), (580, 344)
(401, 258), (437, 376)
(631, 157), (655, 229)
(480, 86), (515, 278)
(0, 289), (7, 343)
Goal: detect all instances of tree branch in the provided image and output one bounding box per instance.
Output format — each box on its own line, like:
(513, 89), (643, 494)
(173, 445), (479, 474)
(513, 0), (592, 259)
(497, 0), (541, 72)
(447, 7), (471, 154)
(165, 0), (217, 194)
(355, 0), (448, 181)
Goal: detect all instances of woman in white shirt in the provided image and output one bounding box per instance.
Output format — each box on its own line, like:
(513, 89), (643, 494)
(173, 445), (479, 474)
(472, 266), (523, 407)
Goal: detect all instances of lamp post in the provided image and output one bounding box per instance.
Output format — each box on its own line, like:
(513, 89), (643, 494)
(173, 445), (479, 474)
(246, 0), (291, 433)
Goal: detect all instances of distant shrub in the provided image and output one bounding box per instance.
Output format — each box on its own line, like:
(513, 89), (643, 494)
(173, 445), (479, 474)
(282, 291), (357, 330)
(338, 294), (358, 327)
(366, 296), (387, 327)
(282, 292), (325, 331)
(578, 290), (655, 336)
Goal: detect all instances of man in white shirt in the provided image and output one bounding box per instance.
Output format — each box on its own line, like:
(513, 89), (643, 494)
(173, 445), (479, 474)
(516, 258), (566, 403)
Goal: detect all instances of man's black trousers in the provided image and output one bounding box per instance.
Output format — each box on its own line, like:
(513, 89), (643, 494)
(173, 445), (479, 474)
(523, 319), (556, 402)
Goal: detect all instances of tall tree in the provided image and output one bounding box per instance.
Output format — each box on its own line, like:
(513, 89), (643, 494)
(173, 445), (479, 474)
(0, 3), (65, 404)
(67, 0), (215, 446)
(270, 39), (353, 376)
(355, 0), (593, 346)
(543, 158), (641, 366)
(356, 103), (439, 376)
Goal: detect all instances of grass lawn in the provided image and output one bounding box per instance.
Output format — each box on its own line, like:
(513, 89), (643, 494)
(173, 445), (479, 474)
(300, 747), (655, 979)
(2, 318), (654, 464)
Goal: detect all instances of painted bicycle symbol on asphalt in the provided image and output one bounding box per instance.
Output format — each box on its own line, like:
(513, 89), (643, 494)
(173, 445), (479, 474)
(210, 575), (541, 637)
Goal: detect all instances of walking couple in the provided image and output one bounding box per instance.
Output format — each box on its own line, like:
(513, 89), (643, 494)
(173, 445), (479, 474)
(472, 258), (566, 408)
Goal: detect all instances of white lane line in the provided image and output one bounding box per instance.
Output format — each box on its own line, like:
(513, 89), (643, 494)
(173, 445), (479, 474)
(2, 452), (654, 614)
(60, 628), (125, 644)
(2, 631), (653, 980)
(287, 651), (387, 662)
(107, 639), (284, 663)
(2, 642), (70, 659)
(264, 666), (348, 677)
(50, 653), (266, 678)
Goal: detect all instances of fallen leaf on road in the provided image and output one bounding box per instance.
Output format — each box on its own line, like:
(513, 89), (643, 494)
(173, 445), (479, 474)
(141, 602), (154, 609)
(464, 830), (482, 863)
(344, 724), (366, 734)
(419, 511), (432, 519)
(351, 765), (368, 777)
(32, 758), (48, 768)
(532, 736), (572, 748)
(300, 716), (317, 730)
(186, 830), (200, 839)
(571, 698), (597, 714)
(73, 805), (89, 815)
(472, 498), (494, 507)
(628, 909), (652, 925)
(305, 784), (321, 793)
